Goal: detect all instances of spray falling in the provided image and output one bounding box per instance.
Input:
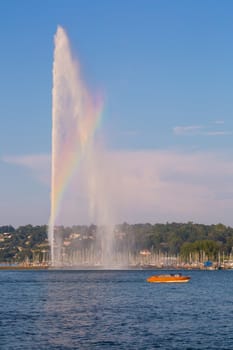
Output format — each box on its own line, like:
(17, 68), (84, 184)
(48, 26), (103, 265)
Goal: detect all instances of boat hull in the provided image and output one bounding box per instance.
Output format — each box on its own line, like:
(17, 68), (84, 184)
(147, 275), (191, 283)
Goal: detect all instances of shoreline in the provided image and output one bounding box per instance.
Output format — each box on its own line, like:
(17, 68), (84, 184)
(0, 265), (231, 271)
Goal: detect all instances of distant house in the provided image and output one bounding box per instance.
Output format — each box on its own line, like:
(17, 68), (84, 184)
(69, 233), (80, 239)
(140, 249), (151, 256)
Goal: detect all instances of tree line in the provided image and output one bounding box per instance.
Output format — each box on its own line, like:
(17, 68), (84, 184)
(0, 222), (232, 263)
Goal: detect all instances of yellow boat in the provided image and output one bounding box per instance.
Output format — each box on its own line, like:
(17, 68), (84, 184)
(147, 273), (190, 283)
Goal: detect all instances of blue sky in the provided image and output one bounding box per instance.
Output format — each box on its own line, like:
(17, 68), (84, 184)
(1, 1), (233, 227)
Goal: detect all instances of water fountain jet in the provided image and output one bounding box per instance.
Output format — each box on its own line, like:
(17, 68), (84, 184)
(48, 26), (116, 268)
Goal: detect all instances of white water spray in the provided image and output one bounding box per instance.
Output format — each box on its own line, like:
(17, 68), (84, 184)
(48, 26), (116, 267)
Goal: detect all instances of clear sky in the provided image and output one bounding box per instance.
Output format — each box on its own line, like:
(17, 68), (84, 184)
(1, 0), (233, 227)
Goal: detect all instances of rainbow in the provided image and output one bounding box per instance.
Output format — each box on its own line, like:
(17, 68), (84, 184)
(48, 26), (104, 264)
(50, 97), (103, 227)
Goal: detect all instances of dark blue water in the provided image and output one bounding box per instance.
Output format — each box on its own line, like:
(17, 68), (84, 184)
(0, 270), (233, 349)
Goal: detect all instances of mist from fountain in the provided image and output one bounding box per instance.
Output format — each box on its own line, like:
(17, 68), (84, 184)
(48, 26), (116, 267)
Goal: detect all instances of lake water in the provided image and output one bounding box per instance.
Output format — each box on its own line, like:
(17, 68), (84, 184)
(0, 269), (233, 349)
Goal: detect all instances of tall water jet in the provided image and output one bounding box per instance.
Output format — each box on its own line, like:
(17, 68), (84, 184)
(48, 26), (107, 266)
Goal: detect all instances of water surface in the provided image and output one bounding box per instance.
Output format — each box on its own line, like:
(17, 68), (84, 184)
(0, 270), (233, 349)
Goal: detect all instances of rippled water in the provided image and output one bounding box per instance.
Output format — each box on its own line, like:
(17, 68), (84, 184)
(0, 270), (233, 349)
